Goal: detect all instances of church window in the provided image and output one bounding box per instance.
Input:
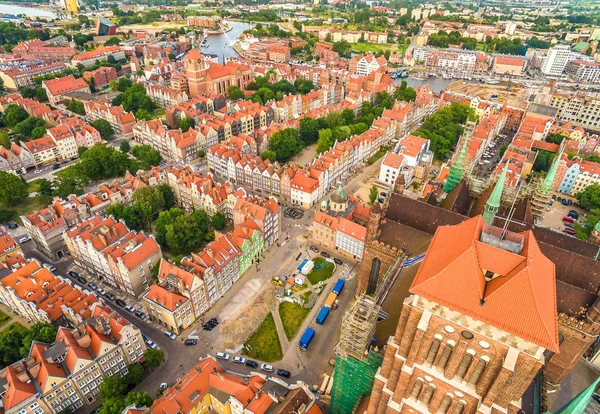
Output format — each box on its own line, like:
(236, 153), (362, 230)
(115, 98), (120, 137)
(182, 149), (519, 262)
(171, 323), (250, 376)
(456, 354), (473, 379)
(468, 359), (487, 385)
(438, 395), (453, 413)
(410, 380), (423, 399)
(438, 344), (453, 370)
(426, 339), (441, 364)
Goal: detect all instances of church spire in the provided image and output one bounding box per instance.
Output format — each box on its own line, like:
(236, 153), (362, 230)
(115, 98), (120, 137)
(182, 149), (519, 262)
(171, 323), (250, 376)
(483, 161), (509, 227)
(552, 377), (600, 414)
(541, 152), (561, 193)
(443, 134), (470, 193)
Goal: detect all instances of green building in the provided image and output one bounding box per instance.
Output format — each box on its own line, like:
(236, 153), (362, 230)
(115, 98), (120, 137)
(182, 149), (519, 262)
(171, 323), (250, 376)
(229, 219), (264, 276)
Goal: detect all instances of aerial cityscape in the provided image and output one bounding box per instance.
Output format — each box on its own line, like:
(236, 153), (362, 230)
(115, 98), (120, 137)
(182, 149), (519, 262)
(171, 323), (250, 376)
(0, 0), (599, 413)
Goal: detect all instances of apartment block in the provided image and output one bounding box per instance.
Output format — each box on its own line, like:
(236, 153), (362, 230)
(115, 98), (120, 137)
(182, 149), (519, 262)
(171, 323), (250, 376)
(232, 195), (281, 248)
(22, 207), (69, 260)
(142, 284), (195, 334)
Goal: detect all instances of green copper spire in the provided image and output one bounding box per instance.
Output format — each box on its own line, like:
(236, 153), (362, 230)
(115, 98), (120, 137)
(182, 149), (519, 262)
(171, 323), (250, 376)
(552, 377), (600, 414)
(541, 153), (561, 193)
(483, 162), (509, 227)
(443, 135), (470, 193)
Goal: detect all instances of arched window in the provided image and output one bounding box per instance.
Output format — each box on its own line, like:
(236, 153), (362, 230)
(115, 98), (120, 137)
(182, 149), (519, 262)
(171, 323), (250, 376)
(468, 359), (487, 385)
(367, 257), (381, 295)
(410, 380), (423, 399)
(419, 385), (435, 405)
(456, 354), (473, 379)
(451, 402), (465, 414)
(438, 395), (453, 413)
(426, 339), (441, 364)
(437, 344), (453, 370)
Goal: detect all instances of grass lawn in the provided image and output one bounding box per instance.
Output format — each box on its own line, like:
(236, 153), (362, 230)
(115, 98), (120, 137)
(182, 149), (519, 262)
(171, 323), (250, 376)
(12, 195), (53, 221)
(279, 301), (311, 341)
(27, 179), (41, 193)
(0, 311), (10, 327)
(242, 312), (283, 362)
(351, 42), (399, 54)
(307, 257), (335, 285)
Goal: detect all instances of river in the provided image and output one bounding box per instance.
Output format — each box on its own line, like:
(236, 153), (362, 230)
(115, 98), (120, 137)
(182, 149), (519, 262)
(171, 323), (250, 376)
(204, 21), (253, 64)
(0, 3), (56, 18)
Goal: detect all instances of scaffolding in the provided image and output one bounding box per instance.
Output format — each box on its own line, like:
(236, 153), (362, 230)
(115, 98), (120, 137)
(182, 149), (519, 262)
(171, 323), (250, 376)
(330, 295), (383, 414)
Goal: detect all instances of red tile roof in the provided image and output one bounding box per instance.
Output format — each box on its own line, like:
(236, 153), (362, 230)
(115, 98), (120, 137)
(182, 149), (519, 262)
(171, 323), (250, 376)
(410, 216), (559, 352)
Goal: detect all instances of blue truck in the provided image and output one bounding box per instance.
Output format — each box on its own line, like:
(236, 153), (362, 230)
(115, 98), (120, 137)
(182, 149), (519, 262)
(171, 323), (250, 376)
(332, 279), (345, 295)
(299, 328), (316, 350)
(316, 306), (330, 325)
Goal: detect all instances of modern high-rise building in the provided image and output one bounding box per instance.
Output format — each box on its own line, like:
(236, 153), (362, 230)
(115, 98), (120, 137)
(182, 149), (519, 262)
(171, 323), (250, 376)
(366, 214), (559, 414)
(96, 17), (117, 36)
(541, 45), (572, 76)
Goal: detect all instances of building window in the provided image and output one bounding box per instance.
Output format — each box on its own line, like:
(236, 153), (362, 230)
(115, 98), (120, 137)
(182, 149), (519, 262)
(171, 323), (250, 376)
(456, 354), (473, 379)
(468, 359), (487, 385)
(451, 402), (465, 414)
(419, 385), (435, 405)
(410, 380), (423, 399)
(426, 339), (441, 364)
(438, 344), (453, 370)
(439, 395), (453, 413)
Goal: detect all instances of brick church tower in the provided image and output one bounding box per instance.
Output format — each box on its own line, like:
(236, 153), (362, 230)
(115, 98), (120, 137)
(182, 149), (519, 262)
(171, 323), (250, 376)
(185, 49), (207, 98)
(367, 216), (559, 414)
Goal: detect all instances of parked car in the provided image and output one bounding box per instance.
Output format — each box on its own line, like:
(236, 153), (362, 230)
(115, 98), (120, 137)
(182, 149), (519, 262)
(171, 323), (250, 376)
(164, 331), (177, 340)
(378, 197), (385, 203)
(563, 228), (575, 235)
(260, 363), (274, 372)
(320, 251), (330, 258)
(245, 360), (259, 368)
(159, 383), (168, 390)
(563, 216), (575, 223)
(557, 196), (563, 202)
(333, 258), (343, 265)
(565, 222), (574, 229)
(77, 276), (87, 284)
(125, 305), (135, 313)
(135, 311), (147, 320)
(115, 299), (126, 307)
(552, 195), (557, 200)
(96, 287), (106, 296)
(232, 356), (246, 364)
(18, 236), (30, 243)
(68, 271), (79, 278)
(104, 293), (115, 301)
(568, 199), (573, 206)
(88, 282), (98, 290)
(277, 369), (291, 378)
(184, 339), (197, 346)
(380, 192), (387, 197)
(146, 339), (158, 349)
(216, 352), (230, 360)
(562, 199), (568, 206)
(309, 245), (319, 253)
(7, 222), (18, 229)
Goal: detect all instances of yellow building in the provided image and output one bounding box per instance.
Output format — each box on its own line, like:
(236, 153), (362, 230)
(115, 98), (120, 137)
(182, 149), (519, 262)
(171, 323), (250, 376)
(64, 0), (79, 14)
(142, 284), (195, 334)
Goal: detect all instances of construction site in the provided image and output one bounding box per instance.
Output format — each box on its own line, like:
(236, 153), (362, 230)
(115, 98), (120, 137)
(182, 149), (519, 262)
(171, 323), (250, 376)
(446, 80), (533, 109)
(329, 295), (384, 414)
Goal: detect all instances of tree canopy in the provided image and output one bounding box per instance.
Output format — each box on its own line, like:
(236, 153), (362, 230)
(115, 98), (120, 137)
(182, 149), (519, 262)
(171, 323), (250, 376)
(0, 171), (28, 205)
(91, 119), (115, 140)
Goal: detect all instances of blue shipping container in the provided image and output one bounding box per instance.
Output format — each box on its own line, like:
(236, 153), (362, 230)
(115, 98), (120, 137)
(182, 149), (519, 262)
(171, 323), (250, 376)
(299, 328), (316, 350)
(332, 279), (345, 295)
(316, 306), (330, 325)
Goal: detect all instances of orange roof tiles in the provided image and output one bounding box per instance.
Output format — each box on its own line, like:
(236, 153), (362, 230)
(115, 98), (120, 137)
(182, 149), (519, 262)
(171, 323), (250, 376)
(42, 75), (89, 96)
(144, 284), (188, 312)
(410, 216), (559, 352)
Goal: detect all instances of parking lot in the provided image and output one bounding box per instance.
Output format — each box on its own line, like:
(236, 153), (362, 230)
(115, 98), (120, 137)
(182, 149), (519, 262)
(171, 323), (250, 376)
(540, 193), (588, 236)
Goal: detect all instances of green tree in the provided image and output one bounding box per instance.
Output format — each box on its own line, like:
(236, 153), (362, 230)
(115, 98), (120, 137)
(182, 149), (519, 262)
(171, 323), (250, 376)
(124, 391), (153, 408)
(369, 185), (379, 205)
(155, 208), (185, 246)
(37, 179), (54, 196)
(53, 166), (89, 198)
(316, 128), (333, 154)
(100, 375), (126, 400)
(227, 85), (245, 100)
(90, 119), (115, 140)
(104, 36), (121, 46)
(299, 117), (319, 144)
(30, 126), (46, 139)
(135, 109), (151, 120)
(577, 184), (600, 210)
(35, 87), (48, 102)
(131, 145), (162, 169)
(546, 133), (567, 145)
(0, 171), (27, 205)
(144, 349), (164, 369)
(211, 212), (226, 230)
(413, 103), (472, 159)
(66, 100), (85, 115)
(124, 364), (145, 386)
(0, 324), (27, 367)
(198, 150), (206, 159)
(0, 131), (10, 149)
(176, 117), (194, 133)
(21, 323), (57, 354)
(99, 398), (126, 414)
(261, 149), (277, 162)
(120, 140), (131, 153)
(77, 146), (88, 157)
(157, 183), (175, 209)
(3, 105), (28, 127)
(532, 149), (555, 173)
(267, 128), (302, 162)
(112, 83), (156, 114)
(13, 117), (45, 138)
